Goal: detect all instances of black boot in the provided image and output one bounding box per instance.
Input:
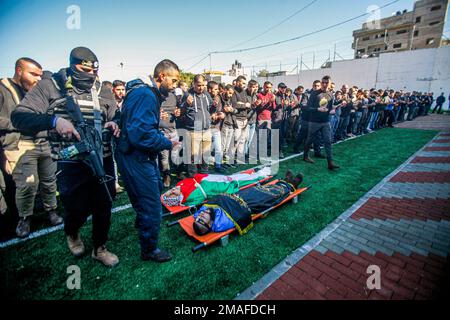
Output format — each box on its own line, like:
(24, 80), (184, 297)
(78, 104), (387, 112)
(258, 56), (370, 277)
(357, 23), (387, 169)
(328, 160), (340, 171)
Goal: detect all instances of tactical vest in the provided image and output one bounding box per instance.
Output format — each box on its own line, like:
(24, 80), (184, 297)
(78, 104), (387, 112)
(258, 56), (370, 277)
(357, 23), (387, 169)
(0, 78), (21, 105)
(0, 78), (23, 150)
(47, 76), (112, 161)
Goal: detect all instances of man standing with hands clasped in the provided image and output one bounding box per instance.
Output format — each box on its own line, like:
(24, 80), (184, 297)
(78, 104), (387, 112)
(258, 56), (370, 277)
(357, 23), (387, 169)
(303, 75), (340, 171)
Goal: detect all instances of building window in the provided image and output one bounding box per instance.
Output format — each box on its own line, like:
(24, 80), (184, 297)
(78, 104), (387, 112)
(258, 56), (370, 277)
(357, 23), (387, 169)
(362, 36), (370, 41)
(357, 49), (366, 54)
(396, 30), (407, 35)
(416, 16), (421, 23)
(430, 5), (442, 11)
(385, 45), (388, 50)
(429, 21), (440, 26)
(414, 30), (419, 37)
(426, 38), (435, 45)
(393, 43), (402, 49)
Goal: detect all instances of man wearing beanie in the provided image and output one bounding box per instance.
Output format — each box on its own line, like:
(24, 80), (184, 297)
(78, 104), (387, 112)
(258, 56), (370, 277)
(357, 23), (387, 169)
(11, 47), (120, 267)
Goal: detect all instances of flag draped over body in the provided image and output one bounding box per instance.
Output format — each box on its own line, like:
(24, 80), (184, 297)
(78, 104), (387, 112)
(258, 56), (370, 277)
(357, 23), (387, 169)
(177, 167), (272, 206)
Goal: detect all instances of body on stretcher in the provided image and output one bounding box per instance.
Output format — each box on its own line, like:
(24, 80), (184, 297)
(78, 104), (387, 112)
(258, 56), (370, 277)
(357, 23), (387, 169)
(161, 168), (273, 217)
(168, 180), (310, 252)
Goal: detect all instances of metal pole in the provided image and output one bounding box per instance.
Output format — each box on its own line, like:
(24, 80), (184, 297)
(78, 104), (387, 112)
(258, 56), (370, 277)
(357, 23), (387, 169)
(334, 43), (337, 61)
(410, 25), (416, 50)
(209, 54), (212, 71)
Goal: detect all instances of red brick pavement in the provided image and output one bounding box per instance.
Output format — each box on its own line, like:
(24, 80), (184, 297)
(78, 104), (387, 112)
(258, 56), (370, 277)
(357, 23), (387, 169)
(411, 157), (450, 164)
(433, 139), (450, 143)
(256, 250), (450, 300)
(350, 198), (450, 222)
(424, 147), (450, 152)
(390, 171), (450, 183)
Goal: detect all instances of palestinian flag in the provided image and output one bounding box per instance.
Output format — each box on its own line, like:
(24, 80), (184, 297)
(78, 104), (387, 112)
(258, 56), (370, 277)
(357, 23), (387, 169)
(177, 167), (272, 206)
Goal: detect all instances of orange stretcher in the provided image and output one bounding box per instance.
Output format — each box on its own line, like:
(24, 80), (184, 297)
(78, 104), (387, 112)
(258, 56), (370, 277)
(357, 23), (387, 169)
(168, 180), (310, 252)
(161, 169), (273, 217)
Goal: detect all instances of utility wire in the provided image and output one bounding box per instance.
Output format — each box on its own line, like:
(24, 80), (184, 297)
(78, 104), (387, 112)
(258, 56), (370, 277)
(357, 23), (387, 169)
(225, 0), (318, 50)
(210, 0), (400, 54)
(185, 55), (210, 71)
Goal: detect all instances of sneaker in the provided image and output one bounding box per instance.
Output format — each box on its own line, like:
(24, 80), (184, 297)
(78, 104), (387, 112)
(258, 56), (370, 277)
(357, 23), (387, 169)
(303, 157), (315, 164)
(48, 210), (63, 226)
(67, 234), (85, 257)
(16, 217), (31, 238)
(115, 184), (124, 193)
(92, 246), (119, 267)
(163, 175), (171, 188)
(141, 248), (173, 263)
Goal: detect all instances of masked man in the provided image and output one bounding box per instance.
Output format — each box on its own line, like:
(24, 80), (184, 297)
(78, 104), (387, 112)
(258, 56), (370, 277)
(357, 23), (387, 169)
(12, 47), (120, 267)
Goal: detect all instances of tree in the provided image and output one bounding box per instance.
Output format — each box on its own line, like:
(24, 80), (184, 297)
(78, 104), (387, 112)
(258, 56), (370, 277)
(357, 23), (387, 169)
(257, 69), (270, 77)
(180, 71), (195, 86)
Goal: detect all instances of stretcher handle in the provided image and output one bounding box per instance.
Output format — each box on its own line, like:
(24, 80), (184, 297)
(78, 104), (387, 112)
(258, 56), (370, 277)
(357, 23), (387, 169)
(192, 243), (206, 253)
(167, 220), (180, 228)
(162, 212), (172, 218)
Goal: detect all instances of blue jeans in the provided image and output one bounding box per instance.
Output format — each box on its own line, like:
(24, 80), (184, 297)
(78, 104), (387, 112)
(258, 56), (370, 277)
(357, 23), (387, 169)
(352, 112), (363, 134)
(115, 150), (163, 254)
(368, 112), (379, 130)
(330, 115), (340, 140)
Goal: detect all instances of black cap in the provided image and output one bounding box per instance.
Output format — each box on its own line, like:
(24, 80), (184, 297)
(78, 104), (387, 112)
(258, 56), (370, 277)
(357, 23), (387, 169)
(69, 47), (99, 69)
(278, 83), (287, 89)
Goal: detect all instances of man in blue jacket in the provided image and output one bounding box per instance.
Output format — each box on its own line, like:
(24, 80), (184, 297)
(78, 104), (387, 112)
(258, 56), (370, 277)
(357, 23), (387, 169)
(115, 59), (180, 262)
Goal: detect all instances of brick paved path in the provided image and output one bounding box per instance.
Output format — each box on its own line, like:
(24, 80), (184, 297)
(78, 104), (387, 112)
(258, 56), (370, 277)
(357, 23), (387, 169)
(237, 122), (450, 300)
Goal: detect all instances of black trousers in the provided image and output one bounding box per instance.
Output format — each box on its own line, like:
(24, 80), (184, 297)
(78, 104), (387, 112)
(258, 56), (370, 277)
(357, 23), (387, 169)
(432, 103), (444, 114)
(58, 157), (115, 248)
(304, 122), (333, 161)
(293, 119), (321, 154)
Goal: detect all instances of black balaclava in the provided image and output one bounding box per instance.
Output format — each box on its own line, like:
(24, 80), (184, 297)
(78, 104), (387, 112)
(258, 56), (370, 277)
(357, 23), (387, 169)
(69, 47), (99, 93)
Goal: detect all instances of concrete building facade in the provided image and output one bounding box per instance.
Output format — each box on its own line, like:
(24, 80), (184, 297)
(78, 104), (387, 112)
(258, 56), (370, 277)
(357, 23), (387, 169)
(353, 0), (448, 58)
(255, 46), (450, 107)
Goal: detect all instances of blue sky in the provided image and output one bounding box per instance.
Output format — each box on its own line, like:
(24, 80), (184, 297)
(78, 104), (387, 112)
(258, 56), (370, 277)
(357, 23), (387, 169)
(1, 0), (448, 81)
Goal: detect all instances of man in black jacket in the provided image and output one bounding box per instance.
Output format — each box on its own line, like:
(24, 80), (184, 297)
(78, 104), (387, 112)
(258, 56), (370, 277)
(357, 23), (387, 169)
(11, 47), (120, 267)
(159, 91), (181, 187)
(292, 81), (322, 157)
(231, 76), (250, 164)
(432, 93), (446, 114)
(303, 76), (339, 171)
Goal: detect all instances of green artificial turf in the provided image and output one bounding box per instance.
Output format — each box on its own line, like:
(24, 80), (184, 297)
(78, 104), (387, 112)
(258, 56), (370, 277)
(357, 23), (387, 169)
(0, 128), (437, 300)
